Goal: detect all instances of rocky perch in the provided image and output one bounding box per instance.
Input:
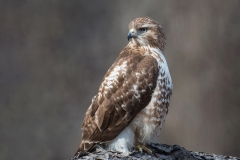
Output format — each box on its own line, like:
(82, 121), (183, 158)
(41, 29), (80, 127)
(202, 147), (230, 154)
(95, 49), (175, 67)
(71, 143), (239, 160)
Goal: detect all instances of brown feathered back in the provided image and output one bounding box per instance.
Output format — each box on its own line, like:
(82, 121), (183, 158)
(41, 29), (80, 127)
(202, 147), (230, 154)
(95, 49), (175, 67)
(77, 49), (159, 152)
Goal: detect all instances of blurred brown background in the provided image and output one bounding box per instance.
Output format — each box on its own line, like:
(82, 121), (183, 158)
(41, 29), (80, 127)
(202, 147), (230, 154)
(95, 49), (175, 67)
(1, 0), (240, 159)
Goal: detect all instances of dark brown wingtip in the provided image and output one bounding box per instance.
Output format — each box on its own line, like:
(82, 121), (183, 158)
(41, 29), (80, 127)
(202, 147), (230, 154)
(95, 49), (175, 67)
(73, 142), (95, 158)
(73, 143), (85, 159)
(72, 150), (88, 159)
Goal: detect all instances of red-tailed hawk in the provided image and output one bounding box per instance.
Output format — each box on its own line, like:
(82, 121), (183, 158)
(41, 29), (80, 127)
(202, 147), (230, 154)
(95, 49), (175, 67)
(75, 17), (172, 156)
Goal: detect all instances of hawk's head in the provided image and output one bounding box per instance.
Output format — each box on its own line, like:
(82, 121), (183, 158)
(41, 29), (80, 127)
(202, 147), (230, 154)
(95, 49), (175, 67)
(128, 17), (166, 51)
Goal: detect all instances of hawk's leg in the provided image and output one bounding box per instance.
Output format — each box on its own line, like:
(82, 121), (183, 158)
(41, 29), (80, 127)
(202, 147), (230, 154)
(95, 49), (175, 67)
(135, 137), (152, 154)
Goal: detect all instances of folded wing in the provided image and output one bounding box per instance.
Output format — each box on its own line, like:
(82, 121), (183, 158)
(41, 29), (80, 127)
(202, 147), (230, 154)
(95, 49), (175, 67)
(79, 51), (159, 151)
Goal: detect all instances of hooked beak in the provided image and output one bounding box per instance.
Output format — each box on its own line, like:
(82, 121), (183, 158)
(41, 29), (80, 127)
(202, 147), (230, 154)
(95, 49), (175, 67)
(127, 29), (137, 41)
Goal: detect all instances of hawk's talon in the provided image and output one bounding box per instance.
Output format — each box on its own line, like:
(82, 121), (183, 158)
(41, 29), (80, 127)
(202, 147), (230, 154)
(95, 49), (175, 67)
(135, 142), (152, 154)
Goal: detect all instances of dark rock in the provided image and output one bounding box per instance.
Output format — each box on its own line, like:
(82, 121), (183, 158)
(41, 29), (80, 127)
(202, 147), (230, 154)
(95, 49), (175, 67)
(71, 143), (240, 160)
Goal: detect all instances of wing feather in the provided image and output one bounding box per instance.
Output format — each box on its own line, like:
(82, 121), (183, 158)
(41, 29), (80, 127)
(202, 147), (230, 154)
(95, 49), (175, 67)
(79, 48), (159, 151)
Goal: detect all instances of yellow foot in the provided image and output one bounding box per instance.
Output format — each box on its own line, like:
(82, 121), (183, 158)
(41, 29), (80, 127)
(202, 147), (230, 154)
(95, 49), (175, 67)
(135, 142), (152, 154)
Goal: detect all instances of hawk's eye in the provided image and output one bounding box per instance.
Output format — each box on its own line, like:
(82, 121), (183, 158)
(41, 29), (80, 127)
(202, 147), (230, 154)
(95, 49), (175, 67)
(139, 28), (148, 32)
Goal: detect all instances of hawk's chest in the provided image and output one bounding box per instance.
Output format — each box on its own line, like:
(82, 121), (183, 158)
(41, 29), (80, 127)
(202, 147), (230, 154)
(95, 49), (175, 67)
(130, 47), (172, 142)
